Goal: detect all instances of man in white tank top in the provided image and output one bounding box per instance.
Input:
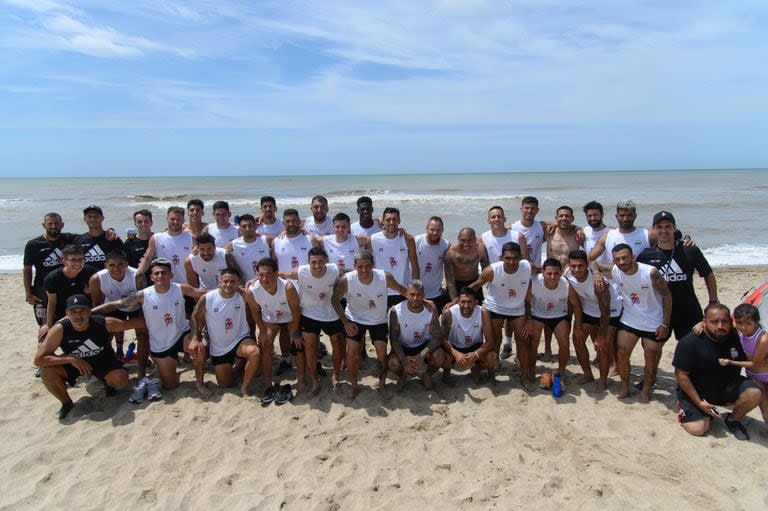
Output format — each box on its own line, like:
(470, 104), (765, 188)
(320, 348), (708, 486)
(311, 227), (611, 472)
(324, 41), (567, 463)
(370, 207), (419, 308)
(523, 258), (584, 387)
(439, 287), (497, 384)
(184, 233), (229, 290)
(415, 216), (451, 313)
(256, 196), (284, 238)
(565, 249), (618, 391)
(202, 201), (239, 248)
(589, 200), (655, 264)
(272, 208), (317, 283)
(611, 243), (672, 402)
(303, 195), (334, 236)
(511, 197), (548, 268)
(245, 257), (301, 404)
(320, 212), (369, 272)
(138, 206), (194, 285)
(92, 259), (210, 398)
(188, 267), (260, 397)
(350, 196), (382, 237)
(183, 199), (207, 241)
(387, 280), (444, 392)
(332, 249), (407, 399)
(89, 250), (147, 364)
(226, 214), (271, 282)
(582, 201), (613, 265)
(471, 241), (532, 377)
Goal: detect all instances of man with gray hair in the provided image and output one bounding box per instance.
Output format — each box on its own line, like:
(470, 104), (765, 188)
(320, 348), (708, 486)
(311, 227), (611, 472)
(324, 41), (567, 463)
(588, 200), (654, 263)
(387, 279), (445, 391)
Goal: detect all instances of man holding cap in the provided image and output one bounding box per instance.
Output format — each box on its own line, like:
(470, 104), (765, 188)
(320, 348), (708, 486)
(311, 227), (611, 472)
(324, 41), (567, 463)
(34, 294), (144, 419)
(637, 211), (718, 340)
(76, 205), (124, 270)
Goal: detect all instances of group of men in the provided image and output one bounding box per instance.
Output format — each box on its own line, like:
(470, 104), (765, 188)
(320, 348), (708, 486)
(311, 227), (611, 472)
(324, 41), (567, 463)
(25, 195), (764, 441)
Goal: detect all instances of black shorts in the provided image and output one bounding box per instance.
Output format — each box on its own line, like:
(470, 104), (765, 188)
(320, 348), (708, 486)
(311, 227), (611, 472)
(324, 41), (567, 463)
(489, 309), (524, 321)
(63, 357), (124, 386)
(301, 315), (343, 336)
(401, 340), (430, 357)
(581, 314), (622, 329)
(532, 315), (570, 332)
(387, 295), (406, 308)
(428, 290), (451, 315)
(210, 336), (249, 366)
(455, 280), (483, 303)
(452, 342), (483, 354)
(676, 377), (757, 423)
(150, 330), (191, 360)
(618, 322), (670, 343)
(347, 322), (388, 343)
(107, 309), (142, 321)
(33, 303), (46, 327)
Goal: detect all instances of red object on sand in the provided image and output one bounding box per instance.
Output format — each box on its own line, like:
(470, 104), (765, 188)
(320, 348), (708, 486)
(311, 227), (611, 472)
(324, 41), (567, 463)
(741, 278), (768, 320)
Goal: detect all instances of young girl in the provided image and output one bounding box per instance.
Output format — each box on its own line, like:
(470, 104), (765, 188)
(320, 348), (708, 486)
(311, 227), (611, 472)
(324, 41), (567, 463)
(719, 303), (768, 421)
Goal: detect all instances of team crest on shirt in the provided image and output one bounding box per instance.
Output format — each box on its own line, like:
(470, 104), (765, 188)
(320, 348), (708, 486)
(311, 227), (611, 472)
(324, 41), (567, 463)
(413, 331), (422, 340)
(368, 299), (376, 309)
(172, 255), (180, 265)
(730, 348), (738, 359)
(546, 302), (554, 312)
(291, 256), (299, 268)
(319, 292), (327, 300)
(225, 318), (233, 332)
(389, 257), (397, 268)
(164, 313), (173, 326)
(464, 335), (472, 345)
(508, 289), (516, 298)
(337, 258), (345, 269)
(275, 310), (284, 319)
(630, 293), (640, 305)
(425, 262), (433, 274)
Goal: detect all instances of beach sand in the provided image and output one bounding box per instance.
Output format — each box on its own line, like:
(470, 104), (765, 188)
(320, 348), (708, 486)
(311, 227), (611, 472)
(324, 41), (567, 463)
(1, 266), (767, 509)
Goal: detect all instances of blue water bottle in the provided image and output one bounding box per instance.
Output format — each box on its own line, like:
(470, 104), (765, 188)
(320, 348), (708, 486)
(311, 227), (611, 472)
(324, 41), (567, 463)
(552, 373), (562, 398)
(124, 342), (136, 362)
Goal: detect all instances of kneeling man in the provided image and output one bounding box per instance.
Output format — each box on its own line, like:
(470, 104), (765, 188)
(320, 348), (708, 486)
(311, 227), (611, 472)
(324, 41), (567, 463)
(441, 287), (497, 383)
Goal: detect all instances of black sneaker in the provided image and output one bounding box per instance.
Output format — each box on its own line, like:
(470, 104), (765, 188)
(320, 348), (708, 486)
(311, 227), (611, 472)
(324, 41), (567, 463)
(723, 413), (750, 441)
(58, 401), (74, 420)
(500, 344), (513, 360)
(261, 385), (277, 405)
(275, 359), (292, 376)
(275, 384), (293, 405)
(318, 342), (329, 359)
(316, 361), (327, 377)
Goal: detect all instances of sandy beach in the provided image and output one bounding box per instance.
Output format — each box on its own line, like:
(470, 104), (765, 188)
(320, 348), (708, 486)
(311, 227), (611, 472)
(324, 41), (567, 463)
(1, 266), (767, 510)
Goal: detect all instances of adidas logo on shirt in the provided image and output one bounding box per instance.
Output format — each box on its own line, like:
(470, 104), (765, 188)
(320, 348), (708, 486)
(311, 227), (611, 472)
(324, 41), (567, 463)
(42, 249), (63, 267)
(84, 245), (106, 263)
(68, 338), (104, 358)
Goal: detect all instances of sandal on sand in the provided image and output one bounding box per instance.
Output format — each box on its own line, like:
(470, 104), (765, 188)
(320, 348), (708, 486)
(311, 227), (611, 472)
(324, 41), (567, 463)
(275, 384), (293, 405)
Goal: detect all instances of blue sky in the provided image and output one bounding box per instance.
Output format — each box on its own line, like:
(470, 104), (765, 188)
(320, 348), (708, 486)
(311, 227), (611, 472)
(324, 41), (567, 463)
(1, 0), (767, 176)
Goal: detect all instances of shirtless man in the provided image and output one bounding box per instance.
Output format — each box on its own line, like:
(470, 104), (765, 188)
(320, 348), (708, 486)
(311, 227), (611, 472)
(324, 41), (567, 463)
(89, 250), (147, 366)
(350, 196), (382, 237)
(545, 206), (582, 267)
(184, 233), (229, 290)
(189, 268), (261, 396)
(184, 199), (207, 240)
(321, 212), (369, 272)
(304, 195), (334, 236)
(370, 207), (419, 308)
(444, 227), (483, 304)
(245, 257), (301, 404)
(332, 249), (407, 399)
(34, 294), (143, 419)
(524, 258), (584, 384)
(202, 201), (239, 248)
(256, 196), (283, 238)
(92, 259), (209, 399)
(440, 287), (497, 384)
(415, 216), (451, 313)
(611, 243), (672, 402)
(471, 242), (532, 377)
(226, 213), (271, 282)
(387, 280), (445, 391)
(138, 206), (194, 286)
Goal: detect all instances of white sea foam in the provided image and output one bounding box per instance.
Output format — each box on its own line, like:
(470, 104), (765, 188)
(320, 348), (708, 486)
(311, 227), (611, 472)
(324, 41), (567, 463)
(702, 245), (768, 267)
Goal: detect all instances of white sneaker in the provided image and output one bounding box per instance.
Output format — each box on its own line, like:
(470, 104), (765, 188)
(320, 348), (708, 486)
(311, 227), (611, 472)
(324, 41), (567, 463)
(146, 378), (163, 401)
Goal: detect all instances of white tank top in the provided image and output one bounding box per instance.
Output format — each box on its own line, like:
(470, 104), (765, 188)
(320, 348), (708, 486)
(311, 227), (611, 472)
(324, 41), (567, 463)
(204, 290), (250, 356)
(297, 263), (339, 322)
(344, 268), (388, 325)
(484, 260), (531, 316)
(154, 231), (193, 284)
(512, 220), (545, 265)
(611, 263), (663, 331)
(230, 236), (271, 282)
(256, 220), (283, 237)
(351, 221), (380, 237)
(605, 228), (650, 259)
(273, 235), (313, 276)
(323, 235), (359, 272)
(370, 232), (410, 296)
(304, 216), (333, 236)
(415, 234), (449, 299)
(250, 278), (293, 324)
(530, 273), (570, 319)
(141, 283), (190, 352)
(206, 223), (239, 248)
(393, 301), (433, 348)
(564, 268), (600, 317)
(97, 267), (139, 312)
(447, 304), (483, 349)
(481, 229), (516, 264)
(188, 247), (228, 289)
(584, 225), (612, 264)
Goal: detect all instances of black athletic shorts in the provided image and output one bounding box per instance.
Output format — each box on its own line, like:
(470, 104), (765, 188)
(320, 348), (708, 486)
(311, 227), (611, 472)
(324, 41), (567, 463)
(150, 330), (191, 360)
(63, 356), (124, 386)
(489, 309), (524, 321)
(107, 309), (142, 321)
(676, 377), (757, 423)
(387, 295), (406, 308)
(210, 336), (250, 366)
(347, 322), (388, 343)
(618, 322), (670, 343)
(301, 315), (343, 336)
(401, 340), (430, 357)
(428, 290), (451, 315)
(532, 315), (570, 332)
(33, 303), (46, 327)
(581, 314), (622, 328)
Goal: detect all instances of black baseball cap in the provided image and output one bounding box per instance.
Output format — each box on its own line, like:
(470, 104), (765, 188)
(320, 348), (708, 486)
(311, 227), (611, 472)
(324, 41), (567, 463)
(65, 294), (91, 311)
(652, 211), (675, 226)
(83, 205), (103, 216)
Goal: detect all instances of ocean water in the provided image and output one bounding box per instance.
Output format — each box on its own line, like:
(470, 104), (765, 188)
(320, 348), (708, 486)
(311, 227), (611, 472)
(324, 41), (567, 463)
(1, 169), (766, 271)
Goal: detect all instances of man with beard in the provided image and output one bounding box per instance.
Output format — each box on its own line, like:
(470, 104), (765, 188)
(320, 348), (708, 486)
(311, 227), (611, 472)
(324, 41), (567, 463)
(304, 195), (334, 236)
(139, 206), (195, 286)
(444, 228), (483, 304)
(370, 207), (419, 308)
(76, 205), (124, 271)
(582, 201), (612, 265)
(185, 233), (229, 290)
(672, 304), (762, 440)
(589, 200), (654, 263)
(545, 206), (583, 268)
(226, 213), (271, 282)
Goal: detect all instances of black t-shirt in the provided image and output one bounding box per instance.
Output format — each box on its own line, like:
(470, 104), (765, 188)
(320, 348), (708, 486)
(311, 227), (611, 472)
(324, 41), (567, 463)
(59, 315), (116, 362)
(75, 232), (125, 270)
(672, 330), (746, 402)
(123, 237), (149, 269)
(43, 266), (98, 321)
(637, 242), (712, 322)
(23, 233), (80, 299)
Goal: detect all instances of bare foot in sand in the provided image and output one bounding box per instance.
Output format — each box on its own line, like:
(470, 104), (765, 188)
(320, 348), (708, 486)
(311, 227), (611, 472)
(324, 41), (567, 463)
(422, 371), (433, 390)
(618, 385), (631, 399)
(196, 382), (213, 398)
(577, 374), (595, 385)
